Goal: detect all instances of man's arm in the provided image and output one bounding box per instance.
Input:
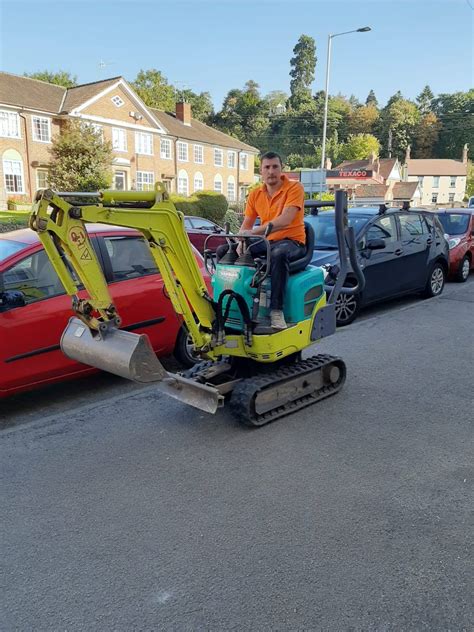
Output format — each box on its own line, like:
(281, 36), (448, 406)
(249, 206), (299, 235)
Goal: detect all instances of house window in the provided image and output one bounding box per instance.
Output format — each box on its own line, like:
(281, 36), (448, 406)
(0, 111), (20, 138)
(3, 159), (24, 193)
(160, 138), (172, 159)
(227, 176), (236, 201)
(418, 176), (424, 188)
(177, 141), (188, 162)
(114, 171), (127, 190)
(214, 148), (223, 167)
(177, 169), (189, 195)
(433, 176), (440, 188)
(135, 132), (153, 155)
(450, 176), (456, 188)
(240, 152), (248, 170)
(32, 116), (51, 143)
(136, 171), (154, 191)
(112, 128), (127, 151)
(194, 172), (204, 192)
(449, 193), (455, 202)
(194, 144), (204, 164)
(214, 174), (223, 193)
(431, 192), (438, 204)
(111, 95), (125, 107)
(36, 169), (49, 190)
(228, 151), (236, 168)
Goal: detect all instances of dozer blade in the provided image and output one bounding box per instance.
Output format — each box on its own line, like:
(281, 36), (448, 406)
(60, 317), (224, 414)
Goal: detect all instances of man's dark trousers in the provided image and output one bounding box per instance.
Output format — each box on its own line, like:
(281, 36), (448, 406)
(216, 238), (305, 310)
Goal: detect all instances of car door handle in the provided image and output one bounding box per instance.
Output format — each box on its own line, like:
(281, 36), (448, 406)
(394, 248), (403, 256)
(426, 238), (433, 245)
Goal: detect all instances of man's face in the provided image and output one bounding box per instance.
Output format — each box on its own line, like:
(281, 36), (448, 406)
(261, 158), (282, 187)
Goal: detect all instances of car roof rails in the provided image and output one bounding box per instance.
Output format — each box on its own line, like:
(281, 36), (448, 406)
(378, 204), (387, 215)
(401, 201), (410, 211)
(304, 199), (336, 216)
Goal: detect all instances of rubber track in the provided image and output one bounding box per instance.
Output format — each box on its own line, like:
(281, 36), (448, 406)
(229, 354), (346, 427)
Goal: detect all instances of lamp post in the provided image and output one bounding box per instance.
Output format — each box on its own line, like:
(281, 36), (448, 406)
(320, 27), (371, 173)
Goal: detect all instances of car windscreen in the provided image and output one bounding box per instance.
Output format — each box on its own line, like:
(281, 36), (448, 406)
(309, 213), (370, 249)
(436, 214), (470, 235)
(0, 239), (28, 262)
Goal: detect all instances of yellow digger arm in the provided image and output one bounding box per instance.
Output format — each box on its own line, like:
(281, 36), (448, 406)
(30, 186), (216, 353)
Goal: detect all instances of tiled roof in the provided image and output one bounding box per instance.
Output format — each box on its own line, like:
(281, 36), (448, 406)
(0, 71), (66, 112)
(150, 108), (258, 153)
(406, 159), (467, 176)
(335, 158), (397, 181)
(354, 184), (388, 198)
(61, 77), (122, 112)
(392, 181), (419, 199)
(378, 158), (398, 180)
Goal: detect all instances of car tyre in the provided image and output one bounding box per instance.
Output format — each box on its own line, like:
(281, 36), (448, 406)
(422, 262), (446, 298)
(335, 291), (361, 326)
(455, 255), (471, 283)
(173, 325), (199, 368)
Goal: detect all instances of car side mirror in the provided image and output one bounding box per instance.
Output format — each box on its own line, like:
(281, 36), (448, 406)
(366, 238), (386, 250)
(224, 222), (231, 234)
(0, 290), (26, 311)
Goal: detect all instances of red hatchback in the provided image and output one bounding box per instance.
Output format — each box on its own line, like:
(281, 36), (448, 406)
(0, 225), (209, 399)
(436, 210), (474, 282)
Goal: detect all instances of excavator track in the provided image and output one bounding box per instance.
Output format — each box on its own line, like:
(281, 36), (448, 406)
(229, 354), (346, 427)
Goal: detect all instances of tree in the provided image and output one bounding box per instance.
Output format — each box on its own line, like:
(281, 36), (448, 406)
(289, 34), (316, 110)
(416, 85), (435, 116)
(48, 120), (113, 191)
(348, 105), (379, 136)
(413, 112), (441, 158)
(264, 90), (289, 115)
(132, 69), (175, 110)
(176, 89), (214, 122)
(365, 90), (378, 108)
(433, 90), (474, 159)
(379, 98), (420, 160)
(466, 161), (474, 199)
(338, 134), (380, 161)
(24, 70), (77, 88)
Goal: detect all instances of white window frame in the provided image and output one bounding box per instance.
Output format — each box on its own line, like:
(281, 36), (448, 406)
(227, 151), (236, 168)
(448, 193), (455, 202)
(227, 176), (236, 201)
(160, 138), (172, 160)
(194, 144), (204, 164)
(240, 152), (248, 170)
(449, 176), (456, 188)
(418, 176), (423, 188)
(112, 127), (127, 152)
(135, 131), (153, 156)
(111, 95), (125, 107)
(214, 148), (223, 167)
(31, 116), (51, 143)
(431, 192), (438, 204)
(177, 169), (189, 195)
(194, 171), (204, 192)
(432, 176), (440, 188)
(0, 110), (20, 139)
(136, 171), (155, 191)
(3, 158), (25, 193)
(214, 174), (223, 193)
(36, 168), (49, 190)
(177, 141), (188, 162)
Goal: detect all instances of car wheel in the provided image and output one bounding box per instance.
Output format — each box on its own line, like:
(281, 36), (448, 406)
(455, 255), (471, 283)
(422, 262), (446, 298)
(335, 291), (360, 326)
(173, 326), (200, 368)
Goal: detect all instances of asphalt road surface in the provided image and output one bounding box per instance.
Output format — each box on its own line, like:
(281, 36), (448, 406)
(1, 278), (473, 631)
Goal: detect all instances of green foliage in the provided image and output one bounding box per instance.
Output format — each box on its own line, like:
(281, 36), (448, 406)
(380, 98), (420, 160)
(132, 69), (175, 110)
(348, 105), (379, 136)
(0, 214), (29, 232)
(24, 70), (77, 88)
(170, 191), (228, 224)
(413, 112), (441, 158)
(48, 120), (113, 191)
(223, 208), (242, 233)
(339, 134), (380, 161)
(289, 35), (317, 110)
(465, 161), (474, 199)
(433, 90), (474, 159)
(176, 89), (214, 122)
(416, 85), (435, 115)
(365, 90), (378, 108)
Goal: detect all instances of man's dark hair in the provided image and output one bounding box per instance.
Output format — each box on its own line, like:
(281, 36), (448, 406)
(260, 151), (283, 165)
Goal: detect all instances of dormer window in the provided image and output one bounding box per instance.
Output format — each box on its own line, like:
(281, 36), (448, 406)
(111, 95), (125, 107)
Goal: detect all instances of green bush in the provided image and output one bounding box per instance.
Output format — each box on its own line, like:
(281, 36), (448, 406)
(169, 193), (200, 215)
(223, 208), (242, 233)
(169, 190), (228, 224)
(0, 216), (29, 232)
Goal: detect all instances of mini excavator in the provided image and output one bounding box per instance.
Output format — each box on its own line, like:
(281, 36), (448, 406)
(29, 186), (364, 427)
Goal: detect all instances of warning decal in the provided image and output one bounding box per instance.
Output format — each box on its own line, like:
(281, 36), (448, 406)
(80, 248), (93, 261)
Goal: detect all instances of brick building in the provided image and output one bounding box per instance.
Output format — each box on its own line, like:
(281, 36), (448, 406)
(0, 72), (258, 204)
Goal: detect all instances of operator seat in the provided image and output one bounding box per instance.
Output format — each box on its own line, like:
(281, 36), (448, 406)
(288, 222), (315, 274)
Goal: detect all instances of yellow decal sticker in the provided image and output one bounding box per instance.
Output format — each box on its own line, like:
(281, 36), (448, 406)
(69, 227), (87, 250)
(80, 248), (93, 261)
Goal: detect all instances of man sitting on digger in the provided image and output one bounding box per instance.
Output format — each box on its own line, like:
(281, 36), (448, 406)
(216, 151), (306, 330)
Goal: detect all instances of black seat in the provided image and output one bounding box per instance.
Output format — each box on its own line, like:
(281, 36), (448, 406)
(289, 222), (315, 274)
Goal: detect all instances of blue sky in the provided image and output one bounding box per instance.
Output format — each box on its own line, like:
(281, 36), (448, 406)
(0, 0), (472, 110)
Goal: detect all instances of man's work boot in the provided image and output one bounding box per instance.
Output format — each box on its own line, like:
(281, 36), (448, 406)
(270, 310), (287, 330)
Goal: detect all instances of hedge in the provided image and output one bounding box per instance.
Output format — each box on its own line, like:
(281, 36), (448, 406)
(169, 190), (228, 224)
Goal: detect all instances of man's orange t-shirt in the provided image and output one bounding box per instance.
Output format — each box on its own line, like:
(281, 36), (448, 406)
(245, 175), (306, 243)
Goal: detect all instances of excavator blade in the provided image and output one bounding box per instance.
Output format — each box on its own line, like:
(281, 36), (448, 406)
(60, 317), (224, 413)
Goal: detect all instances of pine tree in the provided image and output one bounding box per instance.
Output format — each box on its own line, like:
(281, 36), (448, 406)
(289, 35), (317, 110)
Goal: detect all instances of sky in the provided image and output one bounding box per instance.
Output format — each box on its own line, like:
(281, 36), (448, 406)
(0, 0), (472, 110)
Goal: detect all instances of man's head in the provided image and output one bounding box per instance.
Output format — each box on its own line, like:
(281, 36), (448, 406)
(260, 151), (283, 188)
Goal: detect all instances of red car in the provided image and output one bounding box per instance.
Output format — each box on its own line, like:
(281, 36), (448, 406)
(0, 225), (210, 399)
(184, 216), (229, 254)
(435, 209), (474, 282)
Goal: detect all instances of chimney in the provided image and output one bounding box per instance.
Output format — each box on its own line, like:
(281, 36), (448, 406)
(176, 102), (192, 126)
(405, 144), (411, 162)
(369, 151), (376, 166)
(462, 143), (469, 164)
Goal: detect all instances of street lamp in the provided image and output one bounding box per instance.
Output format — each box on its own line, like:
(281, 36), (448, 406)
(320, 26), (372, 172)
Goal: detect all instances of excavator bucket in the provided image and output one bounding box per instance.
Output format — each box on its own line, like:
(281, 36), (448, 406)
(61, 317), (224, 414)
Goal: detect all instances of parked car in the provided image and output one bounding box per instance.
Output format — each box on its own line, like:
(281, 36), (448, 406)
(467, 196), (474, 209)
(184, 216), (229, 254)
(435, 209), (474, 282)
(0, 225), (210, 399)
(305, 205), (449, 326)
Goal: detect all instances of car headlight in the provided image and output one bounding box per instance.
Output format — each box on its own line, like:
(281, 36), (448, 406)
(448, 237), (461, 249)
